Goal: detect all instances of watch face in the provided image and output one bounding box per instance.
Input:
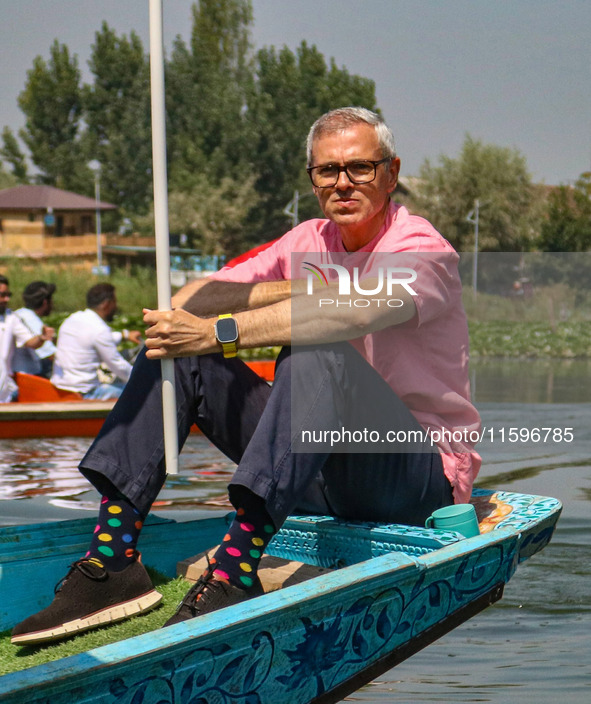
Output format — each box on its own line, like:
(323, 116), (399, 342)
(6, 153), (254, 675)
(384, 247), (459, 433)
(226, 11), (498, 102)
(216, 317), (238, 343)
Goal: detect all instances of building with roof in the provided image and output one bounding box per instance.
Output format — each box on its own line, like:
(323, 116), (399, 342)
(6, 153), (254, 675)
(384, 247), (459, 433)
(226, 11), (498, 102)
(0, 185), (117, 262)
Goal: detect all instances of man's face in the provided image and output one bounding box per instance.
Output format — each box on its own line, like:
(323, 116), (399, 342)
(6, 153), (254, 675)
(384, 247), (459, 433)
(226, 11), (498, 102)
(0, 283), (11, 315)
(39, 297), (53, 316)
(310, 123), (400, 248)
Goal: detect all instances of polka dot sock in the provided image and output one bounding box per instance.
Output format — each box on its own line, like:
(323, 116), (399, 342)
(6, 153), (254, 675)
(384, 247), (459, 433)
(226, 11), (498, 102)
(85, 493), (145, 572)
(210, 490), (275, 590)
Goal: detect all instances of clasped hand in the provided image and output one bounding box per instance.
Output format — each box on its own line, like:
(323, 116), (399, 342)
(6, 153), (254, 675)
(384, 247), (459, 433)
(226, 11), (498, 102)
(143, 308), (217, 359)
(41, 325), (55, 341)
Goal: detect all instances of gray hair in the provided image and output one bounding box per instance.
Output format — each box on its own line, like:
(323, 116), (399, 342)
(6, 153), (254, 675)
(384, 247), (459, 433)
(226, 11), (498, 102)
(306, 107), (397, 165)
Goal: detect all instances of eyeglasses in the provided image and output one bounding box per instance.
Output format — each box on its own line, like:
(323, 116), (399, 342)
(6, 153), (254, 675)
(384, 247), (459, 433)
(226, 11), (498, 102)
(307, 157), (391, 188)
(0, 291), (12, 298)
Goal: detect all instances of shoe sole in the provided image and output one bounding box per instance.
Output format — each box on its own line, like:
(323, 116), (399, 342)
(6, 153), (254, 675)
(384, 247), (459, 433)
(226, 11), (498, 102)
(11, 589), (163, 646)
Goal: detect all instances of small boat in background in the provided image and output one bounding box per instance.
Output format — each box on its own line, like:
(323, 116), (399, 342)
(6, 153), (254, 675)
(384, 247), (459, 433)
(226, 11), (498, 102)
(0, 362), (276, 439)
(0, 488), (561, 704)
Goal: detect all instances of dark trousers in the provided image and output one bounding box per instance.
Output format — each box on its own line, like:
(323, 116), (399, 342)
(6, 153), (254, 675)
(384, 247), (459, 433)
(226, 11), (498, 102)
(80, 343), (453, 529)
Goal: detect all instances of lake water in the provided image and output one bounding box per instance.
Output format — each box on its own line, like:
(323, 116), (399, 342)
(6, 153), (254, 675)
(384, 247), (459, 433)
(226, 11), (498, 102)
(1, 359), (589, 703)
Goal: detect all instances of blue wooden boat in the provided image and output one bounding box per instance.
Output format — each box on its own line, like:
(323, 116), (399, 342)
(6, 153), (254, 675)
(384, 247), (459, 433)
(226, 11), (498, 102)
(0, 488), (561, 704)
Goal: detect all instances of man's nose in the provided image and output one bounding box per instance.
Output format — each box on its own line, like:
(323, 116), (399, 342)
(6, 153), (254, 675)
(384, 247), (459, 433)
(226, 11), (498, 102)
(335, 168), (354, 189)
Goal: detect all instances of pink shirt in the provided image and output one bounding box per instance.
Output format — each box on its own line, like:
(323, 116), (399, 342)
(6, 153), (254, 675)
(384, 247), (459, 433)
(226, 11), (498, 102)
(212, 202), (481, 503)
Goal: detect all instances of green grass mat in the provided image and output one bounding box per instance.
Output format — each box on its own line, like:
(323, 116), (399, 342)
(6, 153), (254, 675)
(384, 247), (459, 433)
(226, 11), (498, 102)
(0, 568), (190, 677)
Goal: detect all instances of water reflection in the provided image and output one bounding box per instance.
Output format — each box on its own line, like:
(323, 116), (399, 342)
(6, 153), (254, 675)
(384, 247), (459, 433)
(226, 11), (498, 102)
(0, 435), (236, 524)
(0, 438), (90, 503)
(471, 358), (591, 403)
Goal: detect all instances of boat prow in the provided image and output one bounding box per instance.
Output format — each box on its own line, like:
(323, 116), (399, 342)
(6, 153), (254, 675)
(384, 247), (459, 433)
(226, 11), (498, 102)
(0, 488), (562, 703)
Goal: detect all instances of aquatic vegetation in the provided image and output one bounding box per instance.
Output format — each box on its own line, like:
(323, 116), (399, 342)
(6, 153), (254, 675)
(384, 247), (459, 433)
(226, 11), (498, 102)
(469, 321), (591, 358)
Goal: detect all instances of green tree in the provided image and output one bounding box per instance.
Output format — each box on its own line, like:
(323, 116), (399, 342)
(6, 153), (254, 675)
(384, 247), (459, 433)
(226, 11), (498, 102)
(0, 161), (18, 189)
(166, 0), (253, 183)
(410, 135), (537, 252)
(245, 41), (378, 240)
(163, 0), (259, 254)
(538, 172), (591, 252)
(17, 40), (88, 191)
(1, 127), (28, 183)
(136, 174), (260, 258)
(84, 23), (152, 218)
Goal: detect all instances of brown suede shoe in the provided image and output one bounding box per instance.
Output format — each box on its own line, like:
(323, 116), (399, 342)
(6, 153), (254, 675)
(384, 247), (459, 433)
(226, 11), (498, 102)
(11, 557), (162, 646)
(164, 563), (263, 628)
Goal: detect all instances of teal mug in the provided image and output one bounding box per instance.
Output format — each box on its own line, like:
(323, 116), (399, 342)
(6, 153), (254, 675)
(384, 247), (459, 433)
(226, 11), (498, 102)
(425, 503), (480, 538)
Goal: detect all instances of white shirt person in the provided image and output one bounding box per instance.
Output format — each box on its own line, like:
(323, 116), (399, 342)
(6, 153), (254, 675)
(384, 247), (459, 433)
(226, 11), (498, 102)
(12, 281), (58, 378)
(0, 276), (53, 402)
(0, 310), (33, 402)
(12, 309), (57, 377)
(51, 283), (140, 400)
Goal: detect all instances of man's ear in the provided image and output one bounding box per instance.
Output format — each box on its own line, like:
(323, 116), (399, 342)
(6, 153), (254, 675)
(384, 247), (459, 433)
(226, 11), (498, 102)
(387, 157), (401, 194)
(96, 299), (110, 316)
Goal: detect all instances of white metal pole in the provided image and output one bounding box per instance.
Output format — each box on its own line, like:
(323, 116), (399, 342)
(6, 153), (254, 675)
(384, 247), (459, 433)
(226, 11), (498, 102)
(149, 0), (179, 474)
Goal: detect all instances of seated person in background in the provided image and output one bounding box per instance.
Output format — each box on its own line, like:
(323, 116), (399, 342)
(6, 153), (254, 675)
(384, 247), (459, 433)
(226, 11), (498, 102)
(13, 281), (57, 379)
(0, 274), (54, 402)
(50, 283), (142, 400)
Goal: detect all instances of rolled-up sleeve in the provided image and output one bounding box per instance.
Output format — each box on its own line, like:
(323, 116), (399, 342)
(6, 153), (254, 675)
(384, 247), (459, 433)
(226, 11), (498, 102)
(94, 327), (132, 382)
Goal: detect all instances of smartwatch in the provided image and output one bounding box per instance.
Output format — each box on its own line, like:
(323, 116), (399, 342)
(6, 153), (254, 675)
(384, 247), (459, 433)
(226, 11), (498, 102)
(215, 314), (239, 358)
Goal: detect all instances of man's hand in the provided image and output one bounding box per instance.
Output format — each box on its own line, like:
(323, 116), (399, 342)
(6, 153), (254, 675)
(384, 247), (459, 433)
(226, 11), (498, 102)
(143, 308), (218, 359)
(25, 325), (56, 349)
(41, 325), (55, 341)
(126, 330), (143, 345)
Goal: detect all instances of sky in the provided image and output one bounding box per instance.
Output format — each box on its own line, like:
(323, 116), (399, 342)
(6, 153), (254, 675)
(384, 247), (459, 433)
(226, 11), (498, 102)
(0, 0), (589, 186)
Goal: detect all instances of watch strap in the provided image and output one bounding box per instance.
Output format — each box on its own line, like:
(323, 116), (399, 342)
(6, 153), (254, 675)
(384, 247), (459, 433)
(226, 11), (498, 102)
(217, 314), (238, 358)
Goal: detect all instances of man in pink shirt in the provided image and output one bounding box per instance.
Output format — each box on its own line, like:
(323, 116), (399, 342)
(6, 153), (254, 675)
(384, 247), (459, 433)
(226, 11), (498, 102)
(13, 107), (480, 645)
